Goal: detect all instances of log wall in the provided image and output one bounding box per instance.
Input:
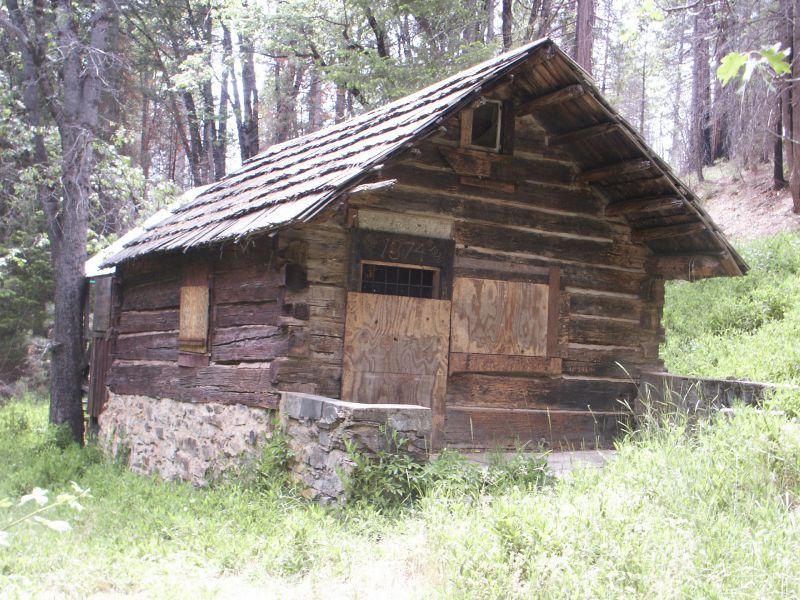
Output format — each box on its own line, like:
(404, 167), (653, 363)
(107, 218), (349, 410)
(347, 116), (665, 449)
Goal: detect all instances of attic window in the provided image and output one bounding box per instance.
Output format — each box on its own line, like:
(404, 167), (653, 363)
(360, 262), (438, 299)
(470, 101), (502, 149)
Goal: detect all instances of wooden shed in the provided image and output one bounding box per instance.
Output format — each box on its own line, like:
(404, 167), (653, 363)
(91, 39), (747, 454)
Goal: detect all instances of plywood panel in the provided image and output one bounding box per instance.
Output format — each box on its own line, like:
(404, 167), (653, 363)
(342, 292), (451, 445)
(451, 278), (548, 356)
(179, 286), (209, 353)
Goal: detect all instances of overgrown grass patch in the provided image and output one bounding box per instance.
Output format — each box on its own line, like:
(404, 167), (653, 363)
(663, 232), (800, 391)
(2, 397), (800, 597)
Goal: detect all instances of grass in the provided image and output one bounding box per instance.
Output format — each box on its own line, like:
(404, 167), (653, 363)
(3, 232), (800, 597)
(2, 396), (800, 598)
(662, 233), (800, 415)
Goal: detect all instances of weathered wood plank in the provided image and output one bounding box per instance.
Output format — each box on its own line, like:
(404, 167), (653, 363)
(455, 249), (648, 295)
(214, 302), (282, 328)
(631, 221), (706, 242)
(214, 264), (285, 304)
(576, 160), (651, 184)
(342, 292), (450, 403)
(647, 254), (724, 280)
(363, 178), (624, 240)
(548, 122), (618, 147)
(449, 353), (561, 375)
(108, 362), (278, 408)
(455, 222), (647, 270)
(118, 309), (179, 333)
(604, 196), (683, 217)
(379, 164), (605, 215)
(517, 83), (585, 115)
(211, 325), (296, 362)
(569, 316), (648, 347)
(451, 278), (549, 357)
(121, 278), (180, 311)
(444, 406), (624, 449)
(445, 374), (636, 411)
(115, 332), (177, 361)
(569, 294), (642, 320)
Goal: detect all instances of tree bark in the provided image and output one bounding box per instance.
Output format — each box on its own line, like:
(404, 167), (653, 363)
(574, 0), (595, 74)
(689, 0), (712, 181)
(501, 0), (512, 49)
(774, 97), (786, 189)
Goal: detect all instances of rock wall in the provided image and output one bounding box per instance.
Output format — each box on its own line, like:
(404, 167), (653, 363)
(280, 392), (431, 503)
(98, 392), (273, 485)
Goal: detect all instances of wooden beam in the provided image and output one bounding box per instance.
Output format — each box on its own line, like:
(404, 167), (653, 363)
(605, 196), (684, 217)
(549, 122), (618, 147)
(576, 160), (651, 184)
(648, 254), (724, 280)
(517, 84), (585, 116)
(632, 221), (707, 242)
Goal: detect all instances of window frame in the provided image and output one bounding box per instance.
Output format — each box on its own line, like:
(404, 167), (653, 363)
(358, 260), (441, 299)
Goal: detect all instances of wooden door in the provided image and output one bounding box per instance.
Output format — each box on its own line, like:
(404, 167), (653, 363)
(342, 292), (451, 444)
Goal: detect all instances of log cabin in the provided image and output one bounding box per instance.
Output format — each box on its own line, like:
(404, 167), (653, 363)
(86, 39), (747, 478)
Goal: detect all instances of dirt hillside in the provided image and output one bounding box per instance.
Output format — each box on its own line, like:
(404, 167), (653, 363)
(692, 162), (800, 242)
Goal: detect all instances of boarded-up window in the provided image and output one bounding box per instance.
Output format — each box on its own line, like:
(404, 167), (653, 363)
(449, 269), (562, 375)
(178, 263), (211, 362)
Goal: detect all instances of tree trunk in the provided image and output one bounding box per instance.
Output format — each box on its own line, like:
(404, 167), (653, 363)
(501, 0), (512, 49)
(774, 97), (786, 190)
(574, 0), (595, 75)
(689, 0), (712, 181)
(789, 0), (800, 212)
(486, 0), (495, 43)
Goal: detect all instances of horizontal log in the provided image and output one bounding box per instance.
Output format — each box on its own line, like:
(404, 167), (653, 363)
(517, 84), (585, 116)
(576, 160), (652, 184)
(569, 316), (650, 347)
(445, 373), (637, 412)
(444, 406), (626, 449)
(647, 254), (724, 280)
(379, 164), (604, 215)
(115, 332), (177, 361)
(570, 293), (643, 321)
(605, 196), (684, 217)
(269, 357), (342, 398)
(118, 309), (178, 333)
(456, 222), (648, 270)
(214, 263), (285, 304)
(449, 353), (562, 376)
(214, 301), (283, 328)
(212, 325), (300, 362)
(548, 122), (619, 147)
(369, 185), (622, 241)
(121, 277), (180, 311)
(108, 362), (278, 408)
(631, 221), (706, 242)
(455, 249), (648, 295)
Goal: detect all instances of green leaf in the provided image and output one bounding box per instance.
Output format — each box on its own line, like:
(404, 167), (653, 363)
(717, 52), (750, 87)
(760, 44), (791, 76)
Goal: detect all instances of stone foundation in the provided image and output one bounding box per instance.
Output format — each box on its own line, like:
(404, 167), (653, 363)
(98, 392), (273, 485)
(280, 392), (431, 503)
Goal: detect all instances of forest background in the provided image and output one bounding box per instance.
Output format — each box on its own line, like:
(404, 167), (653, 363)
(0, 0), (796, 438)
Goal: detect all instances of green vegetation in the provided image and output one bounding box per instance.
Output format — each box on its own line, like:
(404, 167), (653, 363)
(2, 395), (800, 598)
(662, 232), (800, 388)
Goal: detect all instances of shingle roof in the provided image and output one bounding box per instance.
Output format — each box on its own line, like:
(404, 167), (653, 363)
(104, 40), (550, 266)
(103, 38), (747, 278)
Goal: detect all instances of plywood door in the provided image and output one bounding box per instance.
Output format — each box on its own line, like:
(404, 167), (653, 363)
(342, 292), (451, 444)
